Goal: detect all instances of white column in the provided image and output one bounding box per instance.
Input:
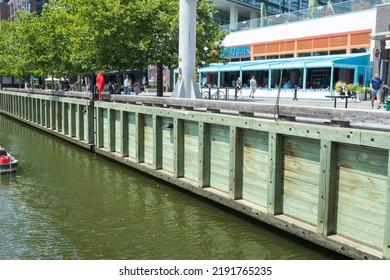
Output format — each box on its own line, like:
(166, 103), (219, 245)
(230, 5), (238, 31)
(171, 0), (201, 99)
(250, 10), (258, 29)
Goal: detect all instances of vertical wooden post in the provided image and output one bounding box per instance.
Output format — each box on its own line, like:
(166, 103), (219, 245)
(78, 104), (84, 141)
(48, 100), (51, 129)
(107, 109), (115, 152)
(26, 97), (29, 120)
(121, 111), (129, 157)
(38, 99), (43, 125)
(153, 115), (162, 170)
(87, 103), (94, 144)
(267, 132), (283, 215)
(32, 98), (36, 123)
(97, 107), (104, 148)
(62, 103), (68, 135)
(51, 101), (56, 131)
(229, 126), (243, 200)
(382, 152), (390, 260)
(198, 121), (210, 188)
(318, 140), (337, 235)
(70, 103), (76, 137)
(56, 102), (62, 133)
(174, 117), (184, 178)
(135, 112), (145, 163)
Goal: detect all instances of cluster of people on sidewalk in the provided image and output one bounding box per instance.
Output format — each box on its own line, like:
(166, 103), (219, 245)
(123, 74), (142, 95)
(234, 75), (257, 99)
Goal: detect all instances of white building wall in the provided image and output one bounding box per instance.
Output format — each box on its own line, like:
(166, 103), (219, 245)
(223, 9), (377, 55)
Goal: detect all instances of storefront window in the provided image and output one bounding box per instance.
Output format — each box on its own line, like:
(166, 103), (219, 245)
(329, 49), (347, 55)
(298, 52), (311, 57)
(350, 48), (368, 53)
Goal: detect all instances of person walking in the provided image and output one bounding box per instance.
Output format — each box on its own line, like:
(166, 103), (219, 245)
(370, 72), (383, 109)
(236, 77), (242, 99)
(124, 74), (131, 95)
(249, 75), (256, 98)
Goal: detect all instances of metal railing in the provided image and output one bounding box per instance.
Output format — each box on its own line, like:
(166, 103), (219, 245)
(221, 0), (386, 32)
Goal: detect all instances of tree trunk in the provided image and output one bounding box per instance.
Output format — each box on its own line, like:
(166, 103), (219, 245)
(157, 64), (164, 97)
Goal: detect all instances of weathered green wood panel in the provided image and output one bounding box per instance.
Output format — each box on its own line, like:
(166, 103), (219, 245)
(229, 127), (243, 200)
(97, 108), (105, 148)
(135, 113), (145, 163)
(161, 117), (174, 173)
(242, 129), (269, 207)
(282, 136), (320, 226)
(70, 104), (76, 137)
(184, 121), (199, 182)
(317, 140), (337, 235)
(102, 108), (110, 149)
(336, 144), (388, 249)
(209, 124), (230, 193)
(268, 132), (283, 215)
(383, 152), (390, 259)
(62, 103), (68, 135)
(198, 122), (210, 188)
(121, 111), (129, 157)
(127, 113), (136, 159)
(174, 118), (184, 178)
(153, 115), (162, 170)
(56, 102), (62, 133)
(115, 110), (122, 153)
(143, 115), (153, 165)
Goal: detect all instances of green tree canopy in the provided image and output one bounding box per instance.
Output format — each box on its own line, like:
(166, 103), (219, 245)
(0, 0), (227, 88)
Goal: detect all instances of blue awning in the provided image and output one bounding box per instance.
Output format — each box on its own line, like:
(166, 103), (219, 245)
(198, 53), (371, 73)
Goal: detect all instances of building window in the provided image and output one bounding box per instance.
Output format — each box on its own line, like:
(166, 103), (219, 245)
(329, 49), (347, 55)
(313, 51), (329, 56)
(254, 56), (266, 60)
(281, 53), (294, 58)
(298, 52), (312, 57)
(350, 48), (368, 54)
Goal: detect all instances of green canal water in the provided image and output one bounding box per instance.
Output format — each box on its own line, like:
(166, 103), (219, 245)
(0, 114), (346, 260)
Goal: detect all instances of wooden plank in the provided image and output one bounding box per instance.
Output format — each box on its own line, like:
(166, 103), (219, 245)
(162, 117), (174, 172)
(96, 107), (104, 148)
(198, 121), (210, 188)
(143, 115), (153, 165)
(267, 132), (283, 215)
(121, 111), (129, 157)
(337, 205), (385, 236)
(210, 125), (230, 192)
(283, 195), (318, 225)
(229, 126), (243, 200)
(135, 112), (144, 163)
(70, 103), (76, 137)
(383, 152), (390, 259)
(242, 129), (269, 207)
(153, 115), (162, 169)
(56, 101), (62, 133)
(317, 140), (337, 235)
(184, 121), (198, 181)
(127, 113), (136, 159)
(282, 136), (320, 224)
(62, 102), (68, 135)
(336, 223), (383, 250)
(78, 104), (84, 141)
(173, 118), (184, 178)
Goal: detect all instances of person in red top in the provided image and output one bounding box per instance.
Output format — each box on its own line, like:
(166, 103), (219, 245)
(96, 72), (105, 102)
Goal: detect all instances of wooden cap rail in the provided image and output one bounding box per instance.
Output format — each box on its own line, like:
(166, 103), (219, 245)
(3, 88), (390, 129)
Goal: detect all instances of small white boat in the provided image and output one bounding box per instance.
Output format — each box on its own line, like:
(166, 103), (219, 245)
(0, 146), (18, 174)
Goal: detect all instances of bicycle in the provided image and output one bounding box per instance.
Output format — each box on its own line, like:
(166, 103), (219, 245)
(201, 89), (226, 100)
